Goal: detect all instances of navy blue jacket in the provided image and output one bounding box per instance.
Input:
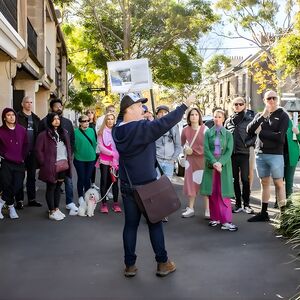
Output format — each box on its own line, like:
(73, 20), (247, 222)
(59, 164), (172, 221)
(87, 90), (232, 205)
(112, 104), (187, 185)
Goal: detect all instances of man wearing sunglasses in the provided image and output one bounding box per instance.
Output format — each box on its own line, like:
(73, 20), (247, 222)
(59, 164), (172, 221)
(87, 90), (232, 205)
(247, 90), (289, 222)
(225, 97), (256, 214)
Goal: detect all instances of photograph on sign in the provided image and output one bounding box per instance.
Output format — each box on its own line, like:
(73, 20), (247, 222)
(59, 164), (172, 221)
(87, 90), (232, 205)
(107, 58), (152, 93)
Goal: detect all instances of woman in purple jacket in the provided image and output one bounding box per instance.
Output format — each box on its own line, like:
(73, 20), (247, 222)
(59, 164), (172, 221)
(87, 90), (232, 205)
(35, 113), (72, 221)
(0, 108), (28, 220)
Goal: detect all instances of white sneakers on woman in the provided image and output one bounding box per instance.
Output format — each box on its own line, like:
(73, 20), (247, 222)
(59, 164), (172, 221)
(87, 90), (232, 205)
(0, 202), (19, 219)
(182, 207), (195, 218)
(49, 209), (65, 221)
(9, 206), (19, 219)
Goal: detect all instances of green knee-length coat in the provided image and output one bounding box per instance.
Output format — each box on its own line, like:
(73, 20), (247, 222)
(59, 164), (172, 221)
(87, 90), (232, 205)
(200, 126), (234, 198)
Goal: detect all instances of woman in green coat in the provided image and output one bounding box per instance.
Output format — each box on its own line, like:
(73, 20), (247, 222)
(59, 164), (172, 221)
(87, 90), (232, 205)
(284, 117), (300, 199)
(201, 109), (237, 231)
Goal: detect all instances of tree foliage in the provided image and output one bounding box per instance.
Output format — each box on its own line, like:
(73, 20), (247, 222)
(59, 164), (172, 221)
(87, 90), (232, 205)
(72, 0), (218, 89)
(66, 87), (95, 113)
(214, 0), (297, 92)
(62, 24), (104, 111)
(272, 2), (300, 79)
(204, 54), (231, 76)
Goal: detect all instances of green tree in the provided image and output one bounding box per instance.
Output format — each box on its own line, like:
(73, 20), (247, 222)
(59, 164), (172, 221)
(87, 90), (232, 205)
(272, 2), (300, 79)
(204, 54), (231, 76)
(62, 24), (110, 112)
(214, 0), (297, 92)
(71, 0), (218, 89)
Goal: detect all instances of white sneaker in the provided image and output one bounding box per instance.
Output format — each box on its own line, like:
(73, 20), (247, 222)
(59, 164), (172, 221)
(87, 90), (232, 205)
(9, 206), (19, 219)
(243, 206), (254, 214)
(233, 207), (243, 213)
(204, 209), (210, 220)
(78, 196), (85, 206)
(66, 202), (78, 212)
(56, 209), (66, 218)
(221, 223), (238, 231)
(208, 220), (220, 227)
(91, 183), (100, 190)
(69, 209), (78, 216)
(182, 207), (194, 218)
(0, 210), (4, 219)
(49, 210), (64, 221)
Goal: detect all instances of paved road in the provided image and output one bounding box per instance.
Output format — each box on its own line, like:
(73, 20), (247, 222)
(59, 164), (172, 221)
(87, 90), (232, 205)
(0, 167), (299, 300)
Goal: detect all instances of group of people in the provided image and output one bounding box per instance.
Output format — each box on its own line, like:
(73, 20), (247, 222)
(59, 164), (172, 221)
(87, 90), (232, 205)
(0, 90), (299, 278)
(0, 98), (121, 221)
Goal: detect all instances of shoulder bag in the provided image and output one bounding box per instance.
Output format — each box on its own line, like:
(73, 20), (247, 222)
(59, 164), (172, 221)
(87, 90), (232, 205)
(180, 125), (201, 167)
(123, 161), (181, 223)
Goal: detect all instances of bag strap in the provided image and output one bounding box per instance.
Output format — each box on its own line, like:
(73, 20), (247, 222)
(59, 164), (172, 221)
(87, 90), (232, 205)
(122, 159), (164, 189)
(79, 128), (94, 148)
(190, 125), (201, 148)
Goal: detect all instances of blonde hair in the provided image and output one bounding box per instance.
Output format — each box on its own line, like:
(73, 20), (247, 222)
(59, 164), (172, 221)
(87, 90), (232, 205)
(98, 113), (116, 136)
(214, 109), (225, 117)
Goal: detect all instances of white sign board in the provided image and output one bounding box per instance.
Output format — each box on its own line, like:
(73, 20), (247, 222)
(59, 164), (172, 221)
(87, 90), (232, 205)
(107, 58), (152, 93)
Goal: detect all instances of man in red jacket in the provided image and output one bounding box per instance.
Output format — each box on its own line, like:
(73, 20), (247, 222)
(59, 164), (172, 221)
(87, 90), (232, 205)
(0, 108), (28, 219)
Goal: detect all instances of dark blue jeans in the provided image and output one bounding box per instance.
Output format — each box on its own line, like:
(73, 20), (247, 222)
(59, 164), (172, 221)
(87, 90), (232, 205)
(64, 175), (73, 205)
(73, 159), (95, 197)
(120, 181), (168, 267)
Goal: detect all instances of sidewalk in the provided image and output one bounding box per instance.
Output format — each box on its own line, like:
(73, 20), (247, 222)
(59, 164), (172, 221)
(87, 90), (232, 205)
(0, 168), (299, 300)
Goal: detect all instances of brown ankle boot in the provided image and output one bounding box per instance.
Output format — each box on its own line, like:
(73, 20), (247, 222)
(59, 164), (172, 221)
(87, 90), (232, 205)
(156, 260), (176, 277)
(124, 265), (137, 277)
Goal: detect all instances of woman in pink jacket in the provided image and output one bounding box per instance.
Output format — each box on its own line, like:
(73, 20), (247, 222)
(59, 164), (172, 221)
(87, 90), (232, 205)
(96, 113), (121, 213)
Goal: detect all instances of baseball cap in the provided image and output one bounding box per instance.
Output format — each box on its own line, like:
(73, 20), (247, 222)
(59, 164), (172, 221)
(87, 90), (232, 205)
(156, 105), (169, 114)
(120, 93), (148, 113)
(264, 90), (278, 99)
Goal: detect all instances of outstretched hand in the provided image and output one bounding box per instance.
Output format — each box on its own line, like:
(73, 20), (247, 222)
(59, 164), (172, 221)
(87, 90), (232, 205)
(183, 97), (194, 108)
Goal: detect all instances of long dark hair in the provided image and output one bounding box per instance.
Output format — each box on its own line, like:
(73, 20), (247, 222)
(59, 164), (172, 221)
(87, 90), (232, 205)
(46, 112), (66, 144)
(187, 107), (203, 126)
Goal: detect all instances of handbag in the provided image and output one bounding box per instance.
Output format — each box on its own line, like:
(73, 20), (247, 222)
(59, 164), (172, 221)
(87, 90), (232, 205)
(181, 125), (202, 167)
(123, 161), (181, 223)
(55, 159), (69, 173)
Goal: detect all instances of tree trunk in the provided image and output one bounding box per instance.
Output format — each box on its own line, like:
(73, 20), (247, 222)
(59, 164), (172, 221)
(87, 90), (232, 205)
(122, 0), (131, 59)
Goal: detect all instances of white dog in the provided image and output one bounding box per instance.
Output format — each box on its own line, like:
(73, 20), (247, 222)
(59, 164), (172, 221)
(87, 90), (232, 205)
(77, 188), (100, 217)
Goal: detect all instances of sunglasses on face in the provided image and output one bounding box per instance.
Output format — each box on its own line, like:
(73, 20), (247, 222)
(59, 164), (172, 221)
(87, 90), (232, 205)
(266, 97), (277, 101)
(234, 103), (244, 107)
(80, 120), (89, 123)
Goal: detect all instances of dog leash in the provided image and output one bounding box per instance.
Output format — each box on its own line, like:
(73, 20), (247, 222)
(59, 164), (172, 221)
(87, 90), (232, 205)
(96, 167), (119, 203)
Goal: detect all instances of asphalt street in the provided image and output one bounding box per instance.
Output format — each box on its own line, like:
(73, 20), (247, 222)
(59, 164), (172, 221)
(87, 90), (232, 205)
(0, 166), (299, 300)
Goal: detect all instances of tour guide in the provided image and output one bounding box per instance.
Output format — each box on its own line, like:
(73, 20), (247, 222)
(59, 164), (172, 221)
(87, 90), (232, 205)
(112, 93), (189, 277)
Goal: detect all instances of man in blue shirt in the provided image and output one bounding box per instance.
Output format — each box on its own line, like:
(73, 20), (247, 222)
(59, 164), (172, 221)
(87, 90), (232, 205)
(113, 93), (189, 277)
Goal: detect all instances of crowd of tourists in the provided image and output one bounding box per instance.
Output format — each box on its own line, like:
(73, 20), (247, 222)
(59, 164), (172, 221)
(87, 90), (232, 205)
(0, 91), (299, 277)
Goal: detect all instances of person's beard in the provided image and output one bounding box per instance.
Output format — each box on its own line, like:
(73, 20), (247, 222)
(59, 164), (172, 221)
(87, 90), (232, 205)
(54, 109), (63, 116)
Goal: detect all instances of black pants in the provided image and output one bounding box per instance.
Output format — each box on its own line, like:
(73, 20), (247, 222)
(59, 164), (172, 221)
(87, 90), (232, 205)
(100, 164), (118, 203)
(231, 153), (250, 207)
(0, 160), (25, 205)
(15, 151), (37, 202)
(45, 181), (63, 211)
